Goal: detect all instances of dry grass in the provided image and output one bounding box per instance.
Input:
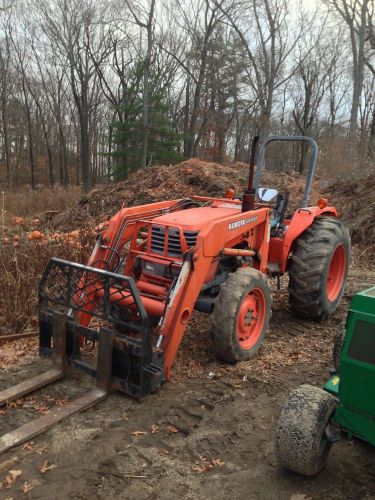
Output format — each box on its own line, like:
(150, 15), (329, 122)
(1, 186), (81, 225)
(0, 239), (90, 336)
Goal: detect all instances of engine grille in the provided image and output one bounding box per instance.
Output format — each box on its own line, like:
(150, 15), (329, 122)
(151, 225), (198, 257)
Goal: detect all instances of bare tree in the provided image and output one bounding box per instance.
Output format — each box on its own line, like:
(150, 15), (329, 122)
(38, 0), (110, 192)
(292, 14), (342, 172)
(215, 0), (304, 138)
(124, 0), (156, 168)
(327, 0), (369, 148)
(0, 14), (12, 189)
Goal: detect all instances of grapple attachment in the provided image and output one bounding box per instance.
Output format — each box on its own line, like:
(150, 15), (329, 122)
(39, 257), (165, 399)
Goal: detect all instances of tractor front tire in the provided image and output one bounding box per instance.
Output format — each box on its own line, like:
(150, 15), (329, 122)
(212, 268), (272, 363)
(288, 217), (350, 321)
(275, 384), (337, 476)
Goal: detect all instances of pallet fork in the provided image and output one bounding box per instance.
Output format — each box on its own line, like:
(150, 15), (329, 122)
(0, 313), (111, 455)
(0, 258), (164, 456)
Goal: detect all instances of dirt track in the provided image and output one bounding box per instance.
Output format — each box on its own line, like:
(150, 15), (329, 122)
(1, 267), (375, 499)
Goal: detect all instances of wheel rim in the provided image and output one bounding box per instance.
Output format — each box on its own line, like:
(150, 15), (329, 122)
(326, 244), (346, 302)
(237, 288), (266, 350)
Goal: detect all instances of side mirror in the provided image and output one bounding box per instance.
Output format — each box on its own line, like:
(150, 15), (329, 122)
(257, 187), (279, 203)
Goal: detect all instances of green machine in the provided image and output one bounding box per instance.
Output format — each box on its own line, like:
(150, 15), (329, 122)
(275, 286), (375, 476)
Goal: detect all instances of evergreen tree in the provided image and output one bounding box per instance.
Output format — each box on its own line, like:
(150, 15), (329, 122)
(110, 61), (182, 179)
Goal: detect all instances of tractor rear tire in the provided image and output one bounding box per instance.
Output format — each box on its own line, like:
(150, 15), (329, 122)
(212, 268), (272, 363)
(275, 384), (337, 476)
(288, 217), (350, 321)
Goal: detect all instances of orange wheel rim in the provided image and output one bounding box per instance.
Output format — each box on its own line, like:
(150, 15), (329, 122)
(326, 244), (346, 302)
(237, 288), (266, 350)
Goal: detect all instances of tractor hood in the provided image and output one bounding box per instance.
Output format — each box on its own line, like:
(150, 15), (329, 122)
(152, 205), (241, 232)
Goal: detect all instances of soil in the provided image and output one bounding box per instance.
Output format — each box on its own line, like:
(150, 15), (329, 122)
(1, 266), (375, 500)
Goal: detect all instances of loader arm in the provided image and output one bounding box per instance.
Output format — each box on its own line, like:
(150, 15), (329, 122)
(77, 199), (191, 326)
(160, 206), (271, 378)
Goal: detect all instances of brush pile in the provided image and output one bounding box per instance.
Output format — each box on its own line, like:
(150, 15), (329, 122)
(51, 158), (323, 231)
(326, 174), (375, 246)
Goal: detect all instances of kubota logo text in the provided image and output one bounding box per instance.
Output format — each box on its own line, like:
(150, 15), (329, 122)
(228, 216), (258, 231)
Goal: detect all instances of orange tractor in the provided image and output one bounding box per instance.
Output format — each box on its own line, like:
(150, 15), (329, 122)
(0, 136), (350, 453)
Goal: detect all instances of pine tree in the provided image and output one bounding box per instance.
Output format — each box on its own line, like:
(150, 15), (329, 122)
(110, 61), (182, 180)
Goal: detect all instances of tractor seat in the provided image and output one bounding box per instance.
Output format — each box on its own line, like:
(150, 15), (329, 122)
(257, 187), (289, 230)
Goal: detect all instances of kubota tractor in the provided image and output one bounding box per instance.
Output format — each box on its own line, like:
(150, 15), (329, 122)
(0, 136), (350, 454)
(275, 286), (375, 476)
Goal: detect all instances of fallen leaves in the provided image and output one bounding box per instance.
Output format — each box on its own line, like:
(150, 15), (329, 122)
(35, 404), (49, 415)
(39, 460), (57, 474)
(22, 443), (33, 452)
(20, 481), (33, 493)
(0, 456), (55, 495)
(158, 448), (170, 456)
(0, 338), (38, 370)
(4, 470), (22, 487)
(166, 425), (178, 433)
(192, 458), (224, 473)
(131, 424), (180, 436)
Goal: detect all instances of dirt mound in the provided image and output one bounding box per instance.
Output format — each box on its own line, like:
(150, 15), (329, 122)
(325, 174), (375, 246)
(52, 159), (322, 230)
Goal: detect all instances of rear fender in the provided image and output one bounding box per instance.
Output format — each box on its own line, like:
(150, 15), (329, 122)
(280, 206), (337, 273)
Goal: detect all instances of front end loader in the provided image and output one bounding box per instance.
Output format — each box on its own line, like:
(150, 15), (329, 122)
(0, 135), (351, 454)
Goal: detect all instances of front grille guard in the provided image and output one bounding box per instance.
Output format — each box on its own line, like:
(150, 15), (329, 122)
(150, 224), (198, 258)
(38, 257), (164, 398)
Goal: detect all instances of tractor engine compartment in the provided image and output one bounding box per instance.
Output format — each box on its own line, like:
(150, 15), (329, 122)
(122, 202), (250, 319)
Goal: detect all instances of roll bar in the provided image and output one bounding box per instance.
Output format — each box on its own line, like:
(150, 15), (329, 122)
(253, 136), (319, 208)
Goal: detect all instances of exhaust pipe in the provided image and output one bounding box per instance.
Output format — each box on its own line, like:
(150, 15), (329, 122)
(242, 135), (259, 212)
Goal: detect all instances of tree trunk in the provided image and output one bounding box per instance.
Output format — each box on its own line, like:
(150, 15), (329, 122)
(80, 111), (90, 192)
(187, 52), (209, 158)
(107, 124), (113, 182)
(183, 79), (190, 157)
(140, 0), (155, 168)
(368, 105), (375, 159)
(348, 0), (368, 147)
(44, 128), (55, 188)
(22, 82), (36, 190)
(1, 94), (11, 190)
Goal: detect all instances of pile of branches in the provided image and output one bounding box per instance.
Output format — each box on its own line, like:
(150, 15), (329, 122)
(51, 159), (323, 231)
(326, 174), (375, 247)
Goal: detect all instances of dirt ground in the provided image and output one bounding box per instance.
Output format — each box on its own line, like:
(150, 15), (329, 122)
(1, 266), (375, 500)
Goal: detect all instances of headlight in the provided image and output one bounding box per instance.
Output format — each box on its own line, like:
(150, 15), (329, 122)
(140, 258), (181, 278)
(144, 261), (155, 273)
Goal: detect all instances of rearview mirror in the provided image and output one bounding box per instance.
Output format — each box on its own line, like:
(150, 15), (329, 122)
(257, 187), (278, 203)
